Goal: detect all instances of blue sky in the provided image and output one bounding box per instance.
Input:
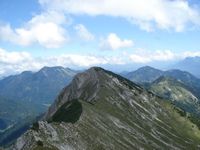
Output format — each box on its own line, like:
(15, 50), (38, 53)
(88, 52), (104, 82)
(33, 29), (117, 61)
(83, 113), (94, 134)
(0, 0), (200, 75)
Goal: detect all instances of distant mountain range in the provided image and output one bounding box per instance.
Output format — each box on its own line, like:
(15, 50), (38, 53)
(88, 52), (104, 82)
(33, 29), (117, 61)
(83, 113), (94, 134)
(124, 66), (200, 98)
(0, 66), (78, 105)
(173, 56), (200, 78)
(12, 67), (200, 149)
(124, 66), (163, 84)
(150, 76), (200, 116)
(0, 66), (78, 146)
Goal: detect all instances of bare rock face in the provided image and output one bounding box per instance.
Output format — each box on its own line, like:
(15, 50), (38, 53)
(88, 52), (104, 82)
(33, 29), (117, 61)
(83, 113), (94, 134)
(11, 67), (200, 150)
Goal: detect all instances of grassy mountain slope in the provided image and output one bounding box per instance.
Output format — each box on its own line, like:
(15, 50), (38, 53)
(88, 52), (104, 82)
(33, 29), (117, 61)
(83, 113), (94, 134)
(164, 69), (200, 99)
(12, 67), (200, 150)
(150, 76), (200, 115)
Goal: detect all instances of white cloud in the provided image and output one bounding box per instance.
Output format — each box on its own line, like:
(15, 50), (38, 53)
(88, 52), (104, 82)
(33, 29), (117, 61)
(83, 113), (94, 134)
(129, 50), (200, 63)
(182, 51), (200, 58)
(74, 24), (94, 41)
(129, 50), (176, 63)
(39, 0), (200, 32)
(0, 24), (16, 43)
(2, 0), (199, 50)
(128, 50), (200, 64)
(0, 48), (37, 76)
(0, 48), (32, 64)
(1, 47), (200, 77)
(47, 55), (108, 67)
(0, 11), (68, 48)
(0, 48), (124, 76)
(43, 54), (125, 67)
(100, 33), (134, 50)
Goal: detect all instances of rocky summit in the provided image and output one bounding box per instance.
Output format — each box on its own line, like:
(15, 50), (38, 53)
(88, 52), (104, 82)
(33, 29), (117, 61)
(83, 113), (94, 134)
(11, 67), (200, 150)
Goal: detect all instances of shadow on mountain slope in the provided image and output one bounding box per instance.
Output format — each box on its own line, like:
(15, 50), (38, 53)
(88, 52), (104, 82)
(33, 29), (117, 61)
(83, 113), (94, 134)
(48, 100), (82, 124)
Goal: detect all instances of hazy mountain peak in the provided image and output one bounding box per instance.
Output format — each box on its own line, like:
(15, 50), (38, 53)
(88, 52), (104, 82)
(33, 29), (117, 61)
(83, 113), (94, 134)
(137, 66), (160, 71)
(125, 66), (163, 84)
(184, 56), (200, 62)
(173, 56), (200, 77)
(21, 71), (33, 75)
(39, 66), (65, 73)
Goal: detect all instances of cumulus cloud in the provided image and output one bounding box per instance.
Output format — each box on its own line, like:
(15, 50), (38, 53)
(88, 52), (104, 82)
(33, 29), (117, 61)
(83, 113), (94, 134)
(1, 0), (199, 49)
(0, 11), (68, 48)
(74, 24), (94, 41)
(100, 33), (134, 50)
(39, 0), (200, 32)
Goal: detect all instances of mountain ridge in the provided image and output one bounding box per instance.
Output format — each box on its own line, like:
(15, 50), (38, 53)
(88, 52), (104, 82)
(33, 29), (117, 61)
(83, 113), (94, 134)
(11, 67), (200, 150)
